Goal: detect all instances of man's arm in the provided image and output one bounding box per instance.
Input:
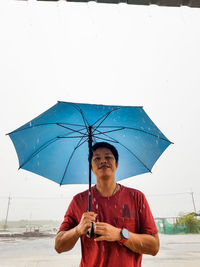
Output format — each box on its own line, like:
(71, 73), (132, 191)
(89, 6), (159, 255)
(123, 232), (159, 256)
(94, 222), (159, 256)
(55, 227), (80, 253)
(55, 211), (96, 254)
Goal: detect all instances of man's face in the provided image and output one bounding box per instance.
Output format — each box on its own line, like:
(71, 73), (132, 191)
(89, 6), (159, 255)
(91, 147), (118, 179)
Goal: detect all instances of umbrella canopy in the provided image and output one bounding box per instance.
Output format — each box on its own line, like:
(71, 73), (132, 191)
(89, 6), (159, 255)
(8, 101), (172, 186)
(18, 0), (200, 8)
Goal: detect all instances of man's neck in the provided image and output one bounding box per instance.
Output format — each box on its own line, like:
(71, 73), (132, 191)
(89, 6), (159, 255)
(95, 179), (118, 197)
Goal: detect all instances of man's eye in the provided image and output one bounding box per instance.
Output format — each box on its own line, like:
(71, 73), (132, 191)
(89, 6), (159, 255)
(106, 157), (114, 160)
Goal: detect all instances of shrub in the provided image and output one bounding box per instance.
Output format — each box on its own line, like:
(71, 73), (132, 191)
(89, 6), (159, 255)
(176, 212), (200, 233)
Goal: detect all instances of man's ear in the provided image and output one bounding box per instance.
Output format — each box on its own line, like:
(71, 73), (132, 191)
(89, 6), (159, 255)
(116, 162), (118, 168)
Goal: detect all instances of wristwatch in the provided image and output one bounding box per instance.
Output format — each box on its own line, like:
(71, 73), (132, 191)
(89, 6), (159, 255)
(119, 228), (129, 244)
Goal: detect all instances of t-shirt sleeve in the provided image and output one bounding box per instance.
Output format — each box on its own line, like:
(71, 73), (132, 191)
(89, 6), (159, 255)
(138, 193), (158, 235)
(58, 197), (78, 232)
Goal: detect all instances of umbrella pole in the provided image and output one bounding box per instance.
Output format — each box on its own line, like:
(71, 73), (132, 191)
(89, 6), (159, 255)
(87, 126), (94, 238)
(88, 126), (92, 212)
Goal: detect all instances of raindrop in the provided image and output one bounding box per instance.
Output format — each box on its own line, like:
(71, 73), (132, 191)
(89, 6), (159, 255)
(96, 204), (98, 209)
(29, 121), (32, 127)
(37, 138), (40, 144)
(156, 139), (159, 145)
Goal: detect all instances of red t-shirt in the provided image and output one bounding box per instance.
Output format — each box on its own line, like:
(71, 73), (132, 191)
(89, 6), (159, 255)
(59, 185), (158, 267)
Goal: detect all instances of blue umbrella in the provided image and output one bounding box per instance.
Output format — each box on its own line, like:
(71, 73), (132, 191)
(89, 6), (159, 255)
(8, 101), (172, 234)
(17, 0), (200, 8)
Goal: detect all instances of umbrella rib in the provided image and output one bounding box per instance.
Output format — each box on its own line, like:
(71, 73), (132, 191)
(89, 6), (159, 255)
(91, 107), (121, 131)
(7, 122), (85, 135)
(93, 130), (152, 172)
(59, 137), (88, 186)
(58, 135), (87, 139)
(19, 137), (59, 170)
(70, 103), (89, 130)
(57, 123), (88, 137)
(96, 126), (172, 143)
(93, 127), (125, 136)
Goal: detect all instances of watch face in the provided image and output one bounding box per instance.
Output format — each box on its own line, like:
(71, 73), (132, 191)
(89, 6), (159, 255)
(122, 228), (129, 239)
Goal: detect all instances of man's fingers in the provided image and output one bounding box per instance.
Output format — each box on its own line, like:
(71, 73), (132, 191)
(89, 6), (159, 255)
(82, 212), (96, 222)
(94, 222), (107, 232)
(78, 212), (97, 235)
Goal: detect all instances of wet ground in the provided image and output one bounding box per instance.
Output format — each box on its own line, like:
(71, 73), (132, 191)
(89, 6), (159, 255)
(0, 234), (200, 266)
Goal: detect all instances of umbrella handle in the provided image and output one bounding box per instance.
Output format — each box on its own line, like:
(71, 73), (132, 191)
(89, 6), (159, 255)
(86, 222), (94, 238)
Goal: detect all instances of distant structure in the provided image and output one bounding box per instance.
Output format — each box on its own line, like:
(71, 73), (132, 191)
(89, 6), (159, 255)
(18, 0), (200, 8)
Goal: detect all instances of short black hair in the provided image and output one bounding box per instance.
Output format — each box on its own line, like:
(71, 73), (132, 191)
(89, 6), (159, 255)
(90, 142), (119, 163)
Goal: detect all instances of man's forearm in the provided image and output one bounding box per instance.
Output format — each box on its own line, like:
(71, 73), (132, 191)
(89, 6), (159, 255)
(94, 222), (159, 256)
(55, 227), (80, 253)
(123, 232), (159, 256)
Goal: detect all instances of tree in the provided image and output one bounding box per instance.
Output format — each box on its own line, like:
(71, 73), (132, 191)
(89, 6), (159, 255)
(176, 213), (200, 233)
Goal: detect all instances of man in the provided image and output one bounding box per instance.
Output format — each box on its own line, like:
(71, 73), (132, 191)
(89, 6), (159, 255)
(55, 142), (159, 267)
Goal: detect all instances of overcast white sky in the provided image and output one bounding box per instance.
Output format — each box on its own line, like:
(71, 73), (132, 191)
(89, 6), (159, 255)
(0, 0), (200, 221)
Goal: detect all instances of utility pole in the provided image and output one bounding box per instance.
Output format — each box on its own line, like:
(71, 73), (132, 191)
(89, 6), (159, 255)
(190, 192), (196, 214)
(4, 196), (11, 231)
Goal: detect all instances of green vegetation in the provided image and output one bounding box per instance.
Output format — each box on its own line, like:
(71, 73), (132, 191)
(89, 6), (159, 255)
(155, 213), (200, 234)
(156, 218), (187, 234)
(175, 213), (200, 233)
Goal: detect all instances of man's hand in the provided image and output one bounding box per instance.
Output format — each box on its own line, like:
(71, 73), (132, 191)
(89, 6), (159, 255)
(94, 222), (121, 242)
(76, 211), (96, 236)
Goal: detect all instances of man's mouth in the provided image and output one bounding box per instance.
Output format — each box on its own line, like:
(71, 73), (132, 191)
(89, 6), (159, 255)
(99, 165), (110, 169)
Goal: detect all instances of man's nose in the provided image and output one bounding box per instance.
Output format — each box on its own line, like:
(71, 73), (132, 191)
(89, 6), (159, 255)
(100, 157), (107, 164)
